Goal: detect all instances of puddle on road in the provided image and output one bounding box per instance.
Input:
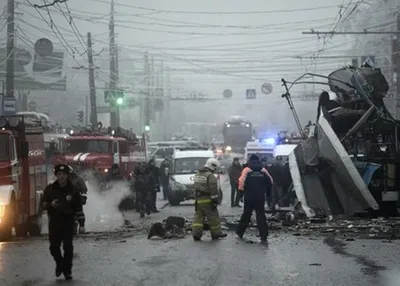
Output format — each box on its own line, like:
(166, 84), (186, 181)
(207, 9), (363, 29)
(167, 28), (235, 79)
(323, 236), (386, 277)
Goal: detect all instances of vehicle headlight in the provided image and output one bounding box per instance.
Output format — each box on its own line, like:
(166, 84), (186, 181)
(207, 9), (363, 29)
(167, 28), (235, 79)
(0, 204), (4, 217)
(226, 146), (232, 151)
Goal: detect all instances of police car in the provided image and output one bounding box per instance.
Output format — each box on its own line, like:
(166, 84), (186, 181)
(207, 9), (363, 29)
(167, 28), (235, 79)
(166, 147), (223, 206)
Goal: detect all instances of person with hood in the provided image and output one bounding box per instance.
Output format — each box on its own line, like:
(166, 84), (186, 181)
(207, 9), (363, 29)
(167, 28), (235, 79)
(192, 158), (227, 241)
(146, 158), (160, 213)
(228, 157), (243, 207)
(236, 154), (273, 244)
(159, 156), (172, 200)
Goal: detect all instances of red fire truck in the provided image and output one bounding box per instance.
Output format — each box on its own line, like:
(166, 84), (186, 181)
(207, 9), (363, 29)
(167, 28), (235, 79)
(53, 124), (147, 180)
(0, 115), (47, 241)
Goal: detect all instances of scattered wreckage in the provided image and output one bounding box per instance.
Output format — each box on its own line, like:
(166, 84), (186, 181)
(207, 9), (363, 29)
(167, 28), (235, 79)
(281, 63), (400, 219)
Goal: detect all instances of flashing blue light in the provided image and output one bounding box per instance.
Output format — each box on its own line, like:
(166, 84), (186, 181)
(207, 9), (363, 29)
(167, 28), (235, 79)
(262, 138), (276, 145)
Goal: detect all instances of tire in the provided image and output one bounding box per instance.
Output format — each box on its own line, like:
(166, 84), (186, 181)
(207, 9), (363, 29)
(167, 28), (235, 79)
(216, 189), (223, 205)
(168, 191), (181, 206)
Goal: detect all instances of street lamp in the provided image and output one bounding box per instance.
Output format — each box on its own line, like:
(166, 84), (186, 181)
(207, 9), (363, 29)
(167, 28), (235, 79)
(144, 125), (150, 132)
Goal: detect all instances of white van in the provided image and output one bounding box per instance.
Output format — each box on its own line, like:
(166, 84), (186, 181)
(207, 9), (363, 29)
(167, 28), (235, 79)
(244, 140), (275, 164)
(273, 144), (297, 164)
(167, 148), (223, 206)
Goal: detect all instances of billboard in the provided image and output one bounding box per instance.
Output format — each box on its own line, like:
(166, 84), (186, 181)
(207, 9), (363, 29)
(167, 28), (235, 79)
(0, 47), (67, 91)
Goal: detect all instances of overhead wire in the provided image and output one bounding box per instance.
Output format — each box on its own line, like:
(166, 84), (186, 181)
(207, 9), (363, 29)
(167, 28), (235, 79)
(87, 1), (342, 15)
(54, 1), (88, 54)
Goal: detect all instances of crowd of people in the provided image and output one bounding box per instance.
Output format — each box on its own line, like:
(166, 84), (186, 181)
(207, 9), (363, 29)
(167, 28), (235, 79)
(41, 152), (291, 280)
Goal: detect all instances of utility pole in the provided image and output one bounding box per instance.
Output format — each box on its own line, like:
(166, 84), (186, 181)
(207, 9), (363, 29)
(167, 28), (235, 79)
(109, 0), (119, 128)
(6, 0), (15, 104)
(164, 68), (171, 140)
(85, 96), (89, 125)
(87, 32), (98, 126)
(396, 11), (400, 120)
(144, 52), (150, 129)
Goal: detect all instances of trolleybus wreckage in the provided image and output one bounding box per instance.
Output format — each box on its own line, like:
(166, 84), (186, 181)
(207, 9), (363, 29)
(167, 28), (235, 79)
(281, 63), (399, 218)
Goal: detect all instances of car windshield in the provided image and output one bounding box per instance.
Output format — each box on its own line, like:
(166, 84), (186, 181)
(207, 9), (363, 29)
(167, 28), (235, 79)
(65, 139), (111, 153)
(173, 157), (209, 174)
(0, 134), (9, 161)
(153, 147), (174, 159)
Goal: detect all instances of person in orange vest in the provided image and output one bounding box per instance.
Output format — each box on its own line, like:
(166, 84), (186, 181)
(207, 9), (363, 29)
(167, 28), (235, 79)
(236, 154), (273, 244)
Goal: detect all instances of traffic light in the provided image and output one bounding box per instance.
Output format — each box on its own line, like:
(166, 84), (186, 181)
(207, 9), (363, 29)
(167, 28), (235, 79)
(115, 90), (125, 105)
(77, 110), (84, 123)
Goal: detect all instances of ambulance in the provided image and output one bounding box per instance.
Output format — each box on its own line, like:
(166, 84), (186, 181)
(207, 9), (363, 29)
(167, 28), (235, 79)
(244, 139), (276, 165)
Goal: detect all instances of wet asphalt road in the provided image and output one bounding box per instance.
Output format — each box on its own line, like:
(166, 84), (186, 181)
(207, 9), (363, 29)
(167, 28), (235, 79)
(1, 175), (400, 286)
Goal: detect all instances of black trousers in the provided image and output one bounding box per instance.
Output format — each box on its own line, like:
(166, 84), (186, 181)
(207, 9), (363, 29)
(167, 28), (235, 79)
(150, 191), (158, 211)
(161, 179), (169, 200)
(136, 191), (151, 216)
(48, 218), (75, 274)
(236, 200), (268, 240)
(230, 180), (240, 206)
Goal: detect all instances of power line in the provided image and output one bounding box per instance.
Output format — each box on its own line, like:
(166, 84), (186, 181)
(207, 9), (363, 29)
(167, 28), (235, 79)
(33, 0), (67, 9)
(88, 1), (342, 15)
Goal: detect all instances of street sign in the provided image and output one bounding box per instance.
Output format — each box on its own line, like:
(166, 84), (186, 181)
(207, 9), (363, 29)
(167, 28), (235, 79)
(28, 100), (37, 111)
(223, 89), (233, 99)
(104, 90), (114, 103)
(246, 89), (256, 99)
(35, 38), (53, 56)
(3, 97), (16, 115)
(361, 56), (375, 66)
(261, 83), (273, 95)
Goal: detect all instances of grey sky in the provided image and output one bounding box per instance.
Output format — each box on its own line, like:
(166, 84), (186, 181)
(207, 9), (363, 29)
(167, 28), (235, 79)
(0, 0), (393, 135)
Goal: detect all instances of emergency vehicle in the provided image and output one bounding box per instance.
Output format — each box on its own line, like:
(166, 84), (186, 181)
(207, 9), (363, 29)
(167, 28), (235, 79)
(166, 147), (223, 206)
(54, 123), (146, 180)
(0, 115), (47, 241)
(244, 139), (276, 164)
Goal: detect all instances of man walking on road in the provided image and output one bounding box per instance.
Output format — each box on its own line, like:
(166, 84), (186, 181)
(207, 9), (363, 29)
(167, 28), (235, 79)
(236, 154), (273, 244)
(42, 164), (82, 280)
(228, 157), (242, 207)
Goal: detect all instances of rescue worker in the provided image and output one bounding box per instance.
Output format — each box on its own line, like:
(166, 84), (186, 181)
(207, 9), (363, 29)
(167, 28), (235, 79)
(236, 154), (273, 244)
(159, 156), (172, 200)
(42, 164), (81, 280)
(68, 166), (87, 234)
(146, 158), (160, 213)
(134, 163), (152, 218)
(192, 158), (227, 241)
(228, 157), (242, 207)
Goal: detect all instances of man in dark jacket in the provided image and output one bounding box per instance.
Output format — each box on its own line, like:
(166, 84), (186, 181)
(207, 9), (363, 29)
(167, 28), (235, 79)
(268, 160), (286, 210)
(236, 154), (273, 244)
(146, 158), (160, 213)
(42, 164), (81, 280)
(159, 157), (172, 200)
(68, 166), (88, 235)
(228, 158), (242, 207)
(135, 163), (152, 218)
